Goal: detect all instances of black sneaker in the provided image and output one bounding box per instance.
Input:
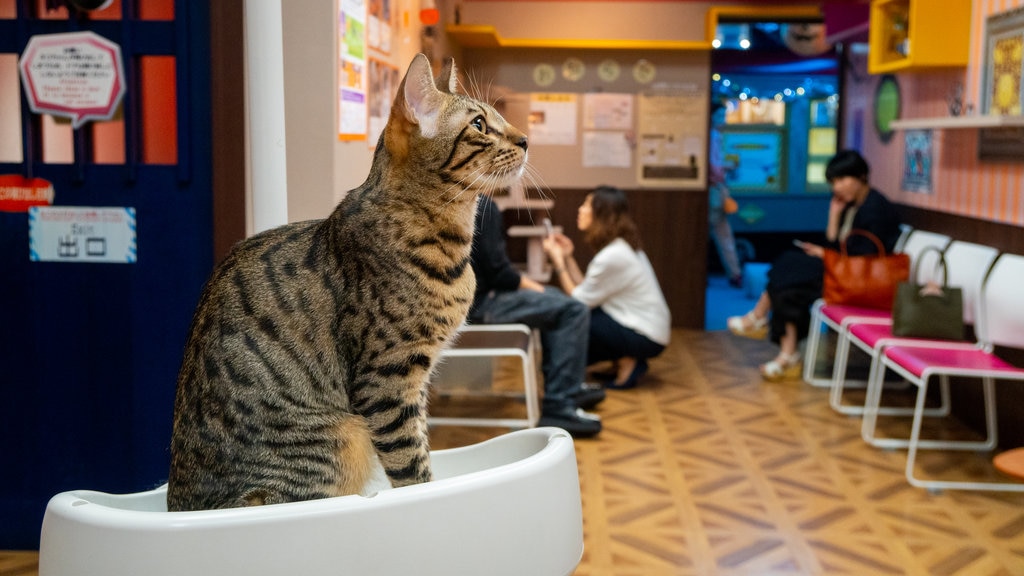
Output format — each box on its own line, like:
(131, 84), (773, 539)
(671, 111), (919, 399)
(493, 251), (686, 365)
(572, 382), (606, 410)
(538, 408), (602, 438)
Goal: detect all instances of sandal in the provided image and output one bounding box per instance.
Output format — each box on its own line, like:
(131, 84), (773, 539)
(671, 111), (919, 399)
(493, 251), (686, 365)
(760, 352), (801, 382)
(727, 311), (768, 339)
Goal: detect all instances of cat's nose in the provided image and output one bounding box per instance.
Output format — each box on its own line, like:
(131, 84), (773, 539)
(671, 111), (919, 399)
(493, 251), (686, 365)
(515, 136), (528, 151)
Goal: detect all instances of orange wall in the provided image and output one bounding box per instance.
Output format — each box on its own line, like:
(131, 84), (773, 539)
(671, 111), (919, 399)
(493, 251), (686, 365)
(853, 0), (1024, 226)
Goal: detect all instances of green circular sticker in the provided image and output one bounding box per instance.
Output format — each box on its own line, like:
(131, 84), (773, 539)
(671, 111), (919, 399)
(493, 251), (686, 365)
(874, 75), (900, 144)
(533, 63), (556, 87)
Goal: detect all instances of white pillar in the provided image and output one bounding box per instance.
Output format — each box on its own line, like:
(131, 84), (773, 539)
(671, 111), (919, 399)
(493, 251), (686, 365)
(244, 0), (288, 234)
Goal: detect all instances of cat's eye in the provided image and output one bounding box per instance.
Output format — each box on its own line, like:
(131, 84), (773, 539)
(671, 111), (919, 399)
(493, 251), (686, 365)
(471, 116), (487, 133)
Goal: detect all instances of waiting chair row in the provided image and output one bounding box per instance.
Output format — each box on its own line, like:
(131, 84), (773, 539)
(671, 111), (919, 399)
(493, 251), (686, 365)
(802, 227), (1024, 492)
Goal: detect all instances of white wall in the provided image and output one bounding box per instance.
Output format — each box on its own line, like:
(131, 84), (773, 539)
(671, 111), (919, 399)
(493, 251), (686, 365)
(281, 0), (426, 223)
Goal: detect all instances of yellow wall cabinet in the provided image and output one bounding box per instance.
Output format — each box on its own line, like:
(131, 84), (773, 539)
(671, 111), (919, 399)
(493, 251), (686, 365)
(868, 0), (971, 73)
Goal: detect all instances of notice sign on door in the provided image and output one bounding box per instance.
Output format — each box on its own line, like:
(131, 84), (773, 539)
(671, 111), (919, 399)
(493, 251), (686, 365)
(29, 206), (137, 264)
(18, 31), (126, 129)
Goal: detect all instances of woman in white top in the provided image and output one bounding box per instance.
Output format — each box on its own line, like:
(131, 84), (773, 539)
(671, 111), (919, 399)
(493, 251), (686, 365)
(543, 186), (671, 389)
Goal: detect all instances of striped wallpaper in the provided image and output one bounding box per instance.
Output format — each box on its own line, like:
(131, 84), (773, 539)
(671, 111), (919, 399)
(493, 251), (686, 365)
(854, 0), (1024, 226)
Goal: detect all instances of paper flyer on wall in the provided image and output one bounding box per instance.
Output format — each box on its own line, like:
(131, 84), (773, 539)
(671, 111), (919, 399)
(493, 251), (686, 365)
(637, 87), (707, 189)
(338, 0), (368, 141)
(528, 93), (578, 146)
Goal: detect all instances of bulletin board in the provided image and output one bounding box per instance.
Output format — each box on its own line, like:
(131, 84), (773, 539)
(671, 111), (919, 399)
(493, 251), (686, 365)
(459, 49), (712, 190)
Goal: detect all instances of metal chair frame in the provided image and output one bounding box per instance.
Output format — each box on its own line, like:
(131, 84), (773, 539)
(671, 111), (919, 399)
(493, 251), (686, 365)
(863, 253), (1024, 492)
(428, 323), (541, 429)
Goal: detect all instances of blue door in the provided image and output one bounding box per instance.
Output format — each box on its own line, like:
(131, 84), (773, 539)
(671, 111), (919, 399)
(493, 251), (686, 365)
(0, 0), (212, 547)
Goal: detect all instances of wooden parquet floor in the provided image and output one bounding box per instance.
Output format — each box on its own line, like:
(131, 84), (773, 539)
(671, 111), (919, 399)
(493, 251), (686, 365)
(430, 329), (1024, 576)
(5, 329), (1024, 575)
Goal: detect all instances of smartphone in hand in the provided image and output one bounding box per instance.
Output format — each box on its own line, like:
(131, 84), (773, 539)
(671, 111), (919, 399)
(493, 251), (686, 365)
(542, 218), (554, 237)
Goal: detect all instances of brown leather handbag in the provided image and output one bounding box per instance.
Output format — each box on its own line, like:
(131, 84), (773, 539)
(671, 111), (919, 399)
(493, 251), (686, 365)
(822, 230), (910, 310)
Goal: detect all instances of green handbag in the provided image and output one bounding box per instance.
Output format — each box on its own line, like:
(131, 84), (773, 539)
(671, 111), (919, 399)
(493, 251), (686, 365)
(891, 246), (964, 340)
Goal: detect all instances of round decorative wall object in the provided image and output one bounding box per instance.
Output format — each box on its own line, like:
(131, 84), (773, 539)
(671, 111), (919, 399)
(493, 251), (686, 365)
(533, 63), (556, 87)
(562, 58), (586, 82)
(632, 59), (656, 84)
(597, 59), (620, 82)
(874, 75), (901, 144)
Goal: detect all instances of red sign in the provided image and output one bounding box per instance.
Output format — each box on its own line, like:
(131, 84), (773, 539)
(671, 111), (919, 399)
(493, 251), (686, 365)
(0, 175), (55, 213)
(18, 31), (126, 129)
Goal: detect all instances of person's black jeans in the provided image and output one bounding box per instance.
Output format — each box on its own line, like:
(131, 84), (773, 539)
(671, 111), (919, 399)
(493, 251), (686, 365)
(586, 307), (665, 365)
(469, 286), (589, 415)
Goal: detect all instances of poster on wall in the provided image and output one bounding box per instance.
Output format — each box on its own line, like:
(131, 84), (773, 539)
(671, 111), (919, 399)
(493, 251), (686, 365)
(901, 129), (933, 194)
(528, 93), (578, 146)
(367, 58), (399, 148)
(637, 87), (707, 189)
(338, 0), (368, 141)
(982, 6), (1024, 116)
(367, 0), (394, 54)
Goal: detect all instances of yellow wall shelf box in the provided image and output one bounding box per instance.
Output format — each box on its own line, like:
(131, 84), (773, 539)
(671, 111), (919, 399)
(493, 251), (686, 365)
(869, 0), (971, 73)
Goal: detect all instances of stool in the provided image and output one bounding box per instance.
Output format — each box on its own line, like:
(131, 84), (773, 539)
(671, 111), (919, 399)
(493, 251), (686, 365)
(428, 324), (541, 429)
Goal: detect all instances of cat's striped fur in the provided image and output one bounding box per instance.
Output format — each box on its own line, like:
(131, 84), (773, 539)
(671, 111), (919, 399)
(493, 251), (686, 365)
(167, 54), (528, 511)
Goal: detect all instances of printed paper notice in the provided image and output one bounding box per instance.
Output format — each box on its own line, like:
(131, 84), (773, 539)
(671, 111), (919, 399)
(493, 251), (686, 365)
(582, 131), (631, 168)
(637, 89), (708, 188)
(29, 206), (137, 263)
(528, 93), (577, 146)
(582, 93), (633, 130)
(338, 0), (368, 141)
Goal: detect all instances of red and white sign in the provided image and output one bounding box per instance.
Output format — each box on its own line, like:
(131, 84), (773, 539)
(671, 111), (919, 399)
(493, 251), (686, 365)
(18, 31), (126, 129)
(0, 175), (55, 213)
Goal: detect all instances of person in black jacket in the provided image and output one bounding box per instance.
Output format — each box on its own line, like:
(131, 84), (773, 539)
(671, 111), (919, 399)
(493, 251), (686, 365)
(727, 150), (903, 381)
(467, 195), (604, 437)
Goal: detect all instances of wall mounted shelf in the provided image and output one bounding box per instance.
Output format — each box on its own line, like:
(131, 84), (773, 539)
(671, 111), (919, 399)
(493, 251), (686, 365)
(868, 0), (971, 73)
(445, 24), (712, 51)
(447, 5), (821, 52)
(889, 115), (1024, 130)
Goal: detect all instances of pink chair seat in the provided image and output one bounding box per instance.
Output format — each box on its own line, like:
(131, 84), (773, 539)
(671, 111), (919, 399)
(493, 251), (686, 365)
(848, 323), (966, 351)
(883, 345), (1020, 379)
(821, 304), (892, 325)
(848, 323), (894, 348)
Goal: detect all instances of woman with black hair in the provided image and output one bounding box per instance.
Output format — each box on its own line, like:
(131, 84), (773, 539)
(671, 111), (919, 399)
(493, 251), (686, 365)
(543, 186), (671, 389)
(727, 150), (903, 381)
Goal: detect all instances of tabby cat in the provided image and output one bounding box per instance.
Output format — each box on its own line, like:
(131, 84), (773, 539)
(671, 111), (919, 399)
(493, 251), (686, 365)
(167, 54), (528, 511)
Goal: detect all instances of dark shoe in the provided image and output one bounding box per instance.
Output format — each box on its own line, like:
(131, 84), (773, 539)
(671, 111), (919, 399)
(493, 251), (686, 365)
(728, 274), (743, 288)
(604, 359), (648, 390)
(588, 368), (618, 381)
(572, 382), (606, 410)
(538, 408), (602, 438)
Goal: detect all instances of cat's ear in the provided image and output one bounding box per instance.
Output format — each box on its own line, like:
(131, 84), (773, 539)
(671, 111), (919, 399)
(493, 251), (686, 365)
(436, 58), (457, 94)
(399, 53), (444, 138)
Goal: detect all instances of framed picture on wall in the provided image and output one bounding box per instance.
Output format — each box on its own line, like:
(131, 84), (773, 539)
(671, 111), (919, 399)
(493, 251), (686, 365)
(979, 6), (1024, 162)
(902, 129), (933, 193)
(981, 6), (1024, 117)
